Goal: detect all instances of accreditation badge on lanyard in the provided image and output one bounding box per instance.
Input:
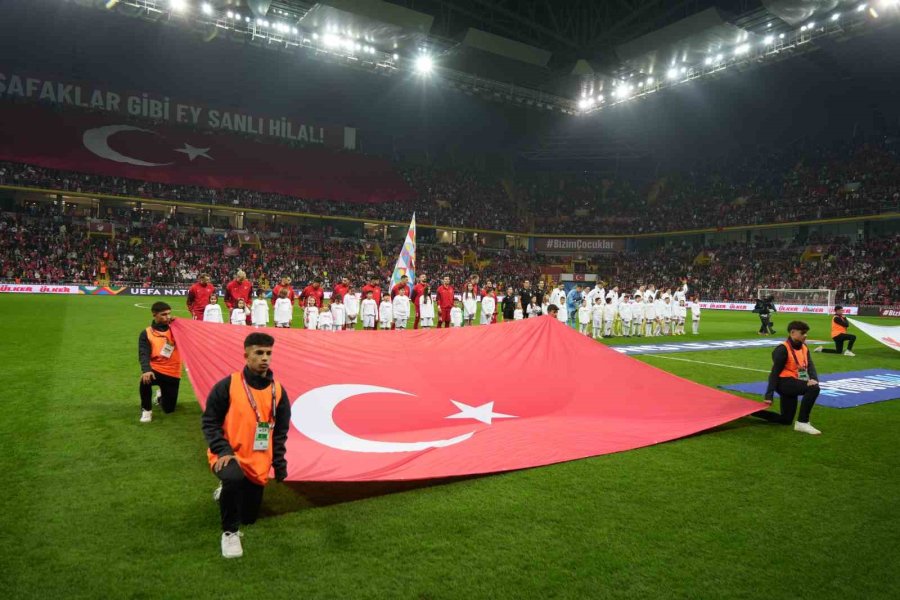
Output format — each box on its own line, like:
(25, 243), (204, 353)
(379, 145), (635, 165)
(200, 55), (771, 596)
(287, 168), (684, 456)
(242, 374), (276, 452)
(160, 340), (175, 358)
(789, 345), (810, 381)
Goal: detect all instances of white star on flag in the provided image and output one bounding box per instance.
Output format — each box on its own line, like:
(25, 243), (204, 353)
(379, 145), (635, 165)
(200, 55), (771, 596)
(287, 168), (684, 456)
(445, 400), (517, 425)
(174, 143), (213, 161)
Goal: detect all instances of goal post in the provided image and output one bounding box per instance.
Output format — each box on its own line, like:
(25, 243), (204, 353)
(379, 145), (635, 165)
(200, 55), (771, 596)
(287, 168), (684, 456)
(757, 288), (836, 307)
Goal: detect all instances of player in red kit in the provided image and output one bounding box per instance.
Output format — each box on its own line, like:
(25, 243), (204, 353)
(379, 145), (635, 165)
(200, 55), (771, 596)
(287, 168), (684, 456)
(390, 275), (410, 299)
(225, 270), (253, 324)
(411, 274), (427, 329)
(300, 277), (325, 308)
(436, 276), (455, 328)
(271, 276), (295, 308)
(187, 273), (214, 320)
(332, 277), (350, 302)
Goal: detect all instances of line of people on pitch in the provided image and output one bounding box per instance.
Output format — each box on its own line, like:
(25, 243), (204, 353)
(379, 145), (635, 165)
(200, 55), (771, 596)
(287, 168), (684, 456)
(559, 281), (702, 338)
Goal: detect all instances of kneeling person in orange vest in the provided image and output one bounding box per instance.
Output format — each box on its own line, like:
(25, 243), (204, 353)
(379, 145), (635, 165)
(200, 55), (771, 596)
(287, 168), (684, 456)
(751, 320), (822, 435)
(202, 332), (291, 559)
(138, 302), (182, 423)
(814, 305), (857, 357)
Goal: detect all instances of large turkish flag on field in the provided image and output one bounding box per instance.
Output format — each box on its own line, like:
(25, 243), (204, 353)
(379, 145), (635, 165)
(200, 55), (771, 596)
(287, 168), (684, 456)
(171, 317), (760, 482)
(0, 104), (413, 204)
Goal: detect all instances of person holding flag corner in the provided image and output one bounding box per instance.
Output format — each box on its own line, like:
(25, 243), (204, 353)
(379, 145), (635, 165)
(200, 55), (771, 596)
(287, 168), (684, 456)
(201, 332), (291, 558)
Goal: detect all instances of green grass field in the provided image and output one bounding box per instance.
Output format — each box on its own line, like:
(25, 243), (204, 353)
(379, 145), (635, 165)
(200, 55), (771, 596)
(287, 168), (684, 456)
(2, 295), (899, 599)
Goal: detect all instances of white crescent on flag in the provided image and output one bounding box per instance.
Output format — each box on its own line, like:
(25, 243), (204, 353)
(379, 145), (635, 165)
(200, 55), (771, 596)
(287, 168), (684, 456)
(291, 384), (476, 453)
(82, 125), (174, 167)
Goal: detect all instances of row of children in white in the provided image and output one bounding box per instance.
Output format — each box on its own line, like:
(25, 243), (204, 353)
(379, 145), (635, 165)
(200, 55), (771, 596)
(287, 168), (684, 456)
(571, 283), (700, 338)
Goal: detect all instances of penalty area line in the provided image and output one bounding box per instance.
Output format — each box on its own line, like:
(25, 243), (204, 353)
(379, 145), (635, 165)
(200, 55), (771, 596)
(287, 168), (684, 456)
(643, 355), (769, 373)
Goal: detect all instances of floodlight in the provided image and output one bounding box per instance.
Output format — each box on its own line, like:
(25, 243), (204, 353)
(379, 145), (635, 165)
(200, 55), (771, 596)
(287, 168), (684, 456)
(226, 10), (233, 19)
(715, 53), (723, 62)
(201, 3), (212, 16)
(704, 57), (712, 65)
(831, 13), (840, 21)
(392, 53), (399, 60)
(734, 43), (750, 55)
(646, 77), (653, 85)
(763, 35), (774, 44)
(169, 0), (187, 12)
(666, 67), (678, 80)
(415, 55), (434, 74)
(857, 3), (867, 11)
(578, 99), (589, 111)
(322, 33), (339, 47)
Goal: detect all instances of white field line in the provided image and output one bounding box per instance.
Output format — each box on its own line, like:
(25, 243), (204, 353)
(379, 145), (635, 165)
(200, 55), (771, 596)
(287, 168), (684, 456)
(645, 355), (769, 373)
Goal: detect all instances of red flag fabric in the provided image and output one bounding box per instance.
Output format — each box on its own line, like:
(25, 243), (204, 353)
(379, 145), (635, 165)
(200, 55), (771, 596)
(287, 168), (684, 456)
(171, 317), (761, 482)
(0, 104), (414, 204)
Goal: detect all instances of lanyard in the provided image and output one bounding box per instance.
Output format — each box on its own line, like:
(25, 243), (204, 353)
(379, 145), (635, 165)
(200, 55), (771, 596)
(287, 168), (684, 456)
(787, 343), (807, 372)
(241, 372), (277, 425)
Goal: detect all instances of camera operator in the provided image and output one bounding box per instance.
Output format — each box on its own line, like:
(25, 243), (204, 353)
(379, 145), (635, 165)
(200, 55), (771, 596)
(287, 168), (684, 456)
(753, 295), (777, 335)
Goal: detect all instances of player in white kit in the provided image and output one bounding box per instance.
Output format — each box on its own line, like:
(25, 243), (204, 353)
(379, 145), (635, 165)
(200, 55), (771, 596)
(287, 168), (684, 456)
(577, 299), (591, 335)
(690, 295), (701, 334)
(618, 293), (632, 337)
(603, 297), (616, 338)
(591, 297), (604, 339)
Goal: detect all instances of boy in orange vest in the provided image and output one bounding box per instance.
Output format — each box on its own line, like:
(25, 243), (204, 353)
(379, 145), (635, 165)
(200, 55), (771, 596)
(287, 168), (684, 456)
(137, 302), (182, 423)
(814, 305), (857, 356)
(751, 320), (822, 435)
(201, 332), (291, 558)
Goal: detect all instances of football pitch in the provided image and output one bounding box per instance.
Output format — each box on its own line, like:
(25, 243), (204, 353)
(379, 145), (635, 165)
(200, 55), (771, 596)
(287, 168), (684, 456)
(2, 295), (898, 599)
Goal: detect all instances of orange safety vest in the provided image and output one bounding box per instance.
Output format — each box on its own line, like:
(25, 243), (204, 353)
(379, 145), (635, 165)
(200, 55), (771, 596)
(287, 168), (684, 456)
(145, 326), (182, 378)
(831, 317), (848, 339)
(779, 340), (809, 379)
(207, 372), (284, 486)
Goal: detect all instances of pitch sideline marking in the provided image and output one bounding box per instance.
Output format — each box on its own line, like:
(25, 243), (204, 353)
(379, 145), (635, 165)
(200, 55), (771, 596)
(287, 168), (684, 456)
(133, 302), (190, 313)
(645, 355), (769, 373)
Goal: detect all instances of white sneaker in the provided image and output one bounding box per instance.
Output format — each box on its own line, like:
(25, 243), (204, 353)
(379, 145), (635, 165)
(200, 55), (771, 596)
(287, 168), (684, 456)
(813, 346), (823, 352)
(221, 531), (243, 558)
(794, 421), (821, 435)
(213, 484), (222, 502)
(140, 410), (152, 423)
(843, 350), (855, 357)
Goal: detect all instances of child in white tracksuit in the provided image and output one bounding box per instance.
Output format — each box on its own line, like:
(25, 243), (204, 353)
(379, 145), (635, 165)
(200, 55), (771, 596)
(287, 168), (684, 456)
(379, 298), (394, 329)
(251, 290), (269, 328)
(618, 294), (632, 337)
(203, 294), (224, 324)
(690, 297), (701, 334)
(418, 292), (435, 328)
(361, 292), (378, 330)
(393, 290), (410, 329)
(591, 297), (604, 338)
(318, 309), (334, 331)
(230, 299), (248, 326)
(343, 290), (359, 330)
(603, 298), (616, 337)
(330, 296), (346, 332)
(304, 297), (319, 330)
(451, 302), (463, 327)
(578, 299), (591, 335)
(273, 290), (292, 327)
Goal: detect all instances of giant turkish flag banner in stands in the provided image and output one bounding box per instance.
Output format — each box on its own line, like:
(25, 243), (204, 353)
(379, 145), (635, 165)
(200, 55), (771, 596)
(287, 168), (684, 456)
(171, 317), (761, 482)
(0, 104), (414, 204)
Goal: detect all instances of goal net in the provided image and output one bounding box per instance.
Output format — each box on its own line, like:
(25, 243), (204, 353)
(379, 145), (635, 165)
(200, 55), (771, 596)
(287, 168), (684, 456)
(757, 288), (836, 307)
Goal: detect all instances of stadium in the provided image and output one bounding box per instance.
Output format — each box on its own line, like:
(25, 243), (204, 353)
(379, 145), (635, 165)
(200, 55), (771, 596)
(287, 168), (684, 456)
(2, 0), (899, 597)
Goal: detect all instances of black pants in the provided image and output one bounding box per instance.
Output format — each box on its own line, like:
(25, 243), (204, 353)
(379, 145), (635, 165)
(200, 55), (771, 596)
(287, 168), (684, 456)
(758, 314), (774, 334)
(216, 460), (265, 533)
(752, 377), (820, 424)
(139, 371), (180, 412)
(821, 333), (856, 353)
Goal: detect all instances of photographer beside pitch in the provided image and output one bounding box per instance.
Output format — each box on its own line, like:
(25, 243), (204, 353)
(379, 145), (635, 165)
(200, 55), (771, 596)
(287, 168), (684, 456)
(814, 305), (857, 357)
(202, 332), (291, 559)
(751, 320), (822, 435)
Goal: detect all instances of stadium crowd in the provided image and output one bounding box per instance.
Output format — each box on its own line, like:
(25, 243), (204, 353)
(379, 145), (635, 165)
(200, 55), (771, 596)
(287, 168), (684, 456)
(1, 135), (897, 235)
(2, 202), (898, 306)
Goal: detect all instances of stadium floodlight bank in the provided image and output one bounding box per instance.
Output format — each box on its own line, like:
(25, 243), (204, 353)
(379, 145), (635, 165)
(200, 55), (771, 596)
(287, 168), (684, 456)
(758, 288), (836, 307)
